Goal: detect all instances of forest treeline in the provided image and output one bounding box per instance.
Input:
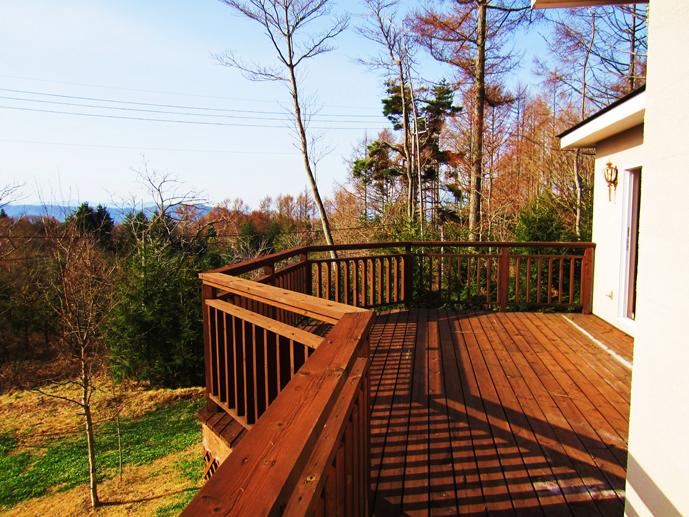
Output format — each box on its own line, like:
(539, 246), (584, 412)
(0, 1), (647, 391)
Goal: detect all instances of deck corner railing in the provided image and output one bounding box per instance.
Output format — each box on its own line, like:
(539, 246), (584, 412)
(186, 240), (595, 515)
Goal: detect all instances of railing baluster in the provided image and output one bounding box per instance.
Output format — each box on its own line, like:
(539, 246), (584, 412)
(241, 319), (249, 419)
(221, 312), (230, 406)
(557, 257), (564, 304)
(264, 327), (270, 410)
(343, 259), (349, 305)
(569, 257), (575, 304)
(385, 257), (391, 304)
(368, 258), (374, 306)
(290, 339), (295, 377)
(252, 322), (259, 423)
(526, 256), (531, 303)
(537, 257), (542, 305)
(486, 254), (492, 304)
(515, 256), (521, 305)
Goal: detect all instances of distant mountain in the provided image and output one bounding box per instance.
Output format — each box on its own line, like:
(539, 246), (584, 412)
(2, 204), (212, 223)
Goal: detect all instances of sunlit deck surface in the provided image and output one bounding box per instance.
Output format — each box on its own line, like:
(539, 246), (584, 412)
(368, 310), (633, 516)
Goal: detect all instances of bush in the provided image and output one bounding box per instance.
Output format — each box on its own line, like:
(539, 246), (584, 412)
(514, 195), (571, 242)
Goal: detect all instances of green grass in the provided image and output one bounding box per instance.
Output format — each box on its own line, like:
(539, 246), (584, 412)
(153, 454), (204, 516)
(154, 489), (198, 517)
(0, 397), (203, 510)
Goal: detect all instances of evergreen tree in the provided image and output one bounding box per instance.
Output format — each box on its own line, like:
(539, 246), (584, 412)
(67, 202), (115, 250)
(107, 235), (204, 387)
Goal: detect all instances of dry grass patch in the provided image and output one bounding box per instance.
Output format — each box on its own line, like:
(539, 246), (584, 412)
(4, 445), (202, 517)
(0, 375), (202, 450)
(0, 378), (205, 513)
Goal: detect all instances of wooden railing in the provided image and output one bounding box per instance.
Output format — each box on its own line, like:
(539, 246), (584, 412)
(306, 242), (595, 313)
(186, 269), (372, 515)
(186, 240), (595, 515)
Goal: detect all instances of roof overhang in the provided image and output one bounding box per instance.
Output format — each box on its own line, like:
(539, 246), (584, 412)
(532, 0), (647, 8)
(559, 88), (645, 149)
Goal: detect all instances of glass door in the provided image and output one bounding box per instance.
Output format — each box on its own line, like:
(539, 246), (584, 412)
(625, 168), (642, 320)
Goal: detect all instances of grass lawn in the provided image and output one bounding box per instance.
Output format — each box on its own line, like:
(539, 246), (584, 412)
(0, 382), (205, 515)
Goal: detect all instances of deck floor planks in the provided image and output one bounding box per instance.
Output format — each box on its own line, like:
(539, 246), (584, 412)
(522, 313), (630, 447)
(547, 314), (631, 402)
(491, 313), (618, 515)
(564, 314), (633, 363)
(452, 315), (515, 514)
(481, 312), (593, 515)
(426, 310), (461, 515)
(369, 310), (631, 516)
(472, 313), (571, 515)
(487, 311), (609, 515)
(514, 313), (629, 472)
(437, 309), (483, 515)
(501, 312), (625, 513)
(518, 314), (629, 445)
(402, 310), (431, 513)
(460, 315), (544, 516)
(368, 309), (399, 506)
(372, 310), (418, 514)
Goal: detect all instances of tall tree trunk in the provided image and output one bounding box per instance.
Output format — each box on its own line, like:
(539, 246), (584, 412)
(469, 1), (487, 242)
(408, 70), (424, 234)
(573, 13), (595, 240)
(81, 359), (99, 509)
(286, 61), (336, 258)
(574, 149), (583, 239)
(397, 60), (415, 223)
(628, 4), (637, 92)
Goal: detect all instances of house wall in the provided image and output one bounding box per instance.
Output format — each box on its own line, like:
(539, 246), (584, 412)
(591, 125), (644, 336)
(625, 1), (689, 515)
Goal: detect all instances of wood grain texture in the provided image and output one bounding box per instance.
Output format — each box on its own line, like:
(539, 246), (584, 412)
(369, 310), (631, 516)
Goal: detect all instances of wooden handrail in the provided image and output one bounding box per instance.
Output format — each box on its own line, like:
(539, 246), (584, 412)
(200, 272), (367, 324)
(206, 299), (324, 350)
(183, 311), (373, 516)
(209, 246), (309, 275)
(307, 241), (596, 252)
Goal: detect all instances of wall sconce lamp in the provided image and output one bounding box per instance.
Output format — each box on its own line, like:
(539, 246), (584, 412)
(603, 161), (618, 201)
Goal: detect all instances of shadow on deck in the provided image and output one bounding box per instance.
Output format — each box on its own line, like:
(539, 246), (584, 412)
(368, 310), (633, 516)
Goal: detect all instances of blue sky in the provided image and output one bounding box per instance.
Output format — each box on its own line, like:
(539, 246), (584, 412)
(0, 0), (548, 208)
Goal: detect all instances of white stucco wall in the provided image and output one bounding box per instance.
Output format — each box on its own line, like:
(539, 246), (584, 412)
(624, 2), (689, 515)
(591, 125), (644, 337)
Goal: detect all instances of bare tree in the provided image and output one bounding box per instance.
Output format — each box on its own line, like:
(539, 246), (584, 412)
(414, 0), (533, 240)
(217, 0), (348, 255)
(0, 183), (23, 260)
(0, 183), (21, 210)
(36, 223), (117, 509)
(541, 6), (646, 238)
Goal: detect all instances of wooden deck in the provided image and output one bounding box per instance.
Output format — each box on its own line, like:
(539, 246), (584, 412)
(368, 310), (633, 516)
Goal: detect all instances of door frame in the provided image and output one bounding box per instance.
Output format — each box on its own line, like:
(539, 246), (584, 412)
(618, 166), (642, 327)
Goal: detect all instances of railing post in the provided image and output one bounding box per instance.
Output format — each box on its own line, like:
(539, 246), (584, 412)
(404, 244), (413, 307)
(300, 252), (312, 296)
(262, 263), (274, 284)
(201, 282), (220, 413)
(498, 247), (510, 312)
(581, 247), (594, 314)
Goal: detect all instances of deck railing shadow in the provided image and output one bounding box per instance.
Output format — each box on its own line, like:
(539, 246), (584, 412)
(368, 309), (628, 515)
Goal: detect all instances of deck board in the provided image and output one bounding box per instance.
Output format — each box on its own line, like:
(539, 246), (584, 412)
(369, 310), (632, 516)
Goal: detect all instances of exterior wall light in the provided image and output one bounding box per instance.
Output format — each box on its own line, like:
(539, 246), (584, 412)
(603, 161), (619, 201)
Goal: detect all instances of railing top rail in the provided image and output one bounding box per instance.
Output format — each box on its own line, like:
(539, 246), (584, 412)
(307, 241), (595, 252)
(208, 245), (309, 275)
(206, 241), (595, 277)
(200, 272), (367, 324)
(182, 310), (374, 516)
